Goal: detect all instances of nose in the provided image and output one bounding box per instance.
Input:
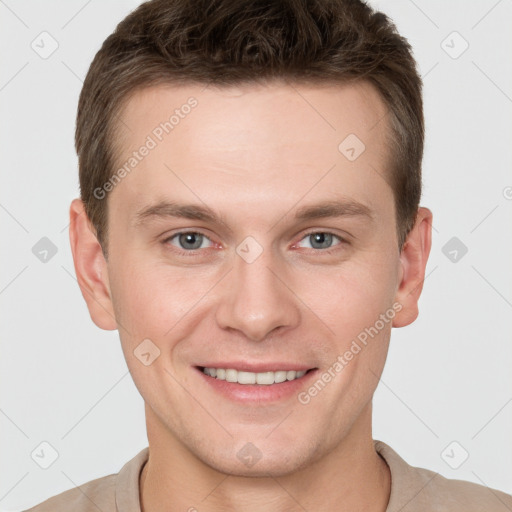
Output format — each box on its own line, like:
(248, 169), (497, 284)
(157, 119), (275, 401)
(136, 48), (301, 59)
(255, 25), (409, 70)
(215, 245), (301, 342)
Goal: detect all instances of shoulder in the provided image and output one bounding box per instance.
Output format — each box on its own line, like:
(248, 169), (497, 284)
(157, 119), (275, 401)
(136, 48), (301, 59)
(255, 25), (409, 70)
(23, 473), (117, 512)
(375, 440), (512, 512)
(406, 466), (512, 511)
(23, 447), (149, 512)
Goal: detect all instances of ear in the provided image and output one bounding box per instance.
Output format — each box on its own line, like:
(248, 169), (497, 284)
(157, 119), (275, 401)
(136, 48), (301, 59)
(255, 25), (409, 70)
(392, 207), (433, 328)
(69, 198), (117, 330)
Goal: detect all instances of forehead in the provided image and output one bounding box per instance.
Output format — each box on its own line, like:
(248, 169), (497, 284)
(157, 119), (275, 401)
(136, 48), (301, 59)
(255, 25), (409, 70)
(117, 80), (389, 150)
(109, 80), (393, 225)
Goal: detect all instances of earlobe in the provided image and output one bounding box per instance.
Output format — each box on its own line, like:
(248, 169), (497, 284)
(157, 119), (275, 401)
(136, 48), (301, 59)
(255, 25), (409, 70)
(68, 198), (117, 330)
(392, 207), (433, 328)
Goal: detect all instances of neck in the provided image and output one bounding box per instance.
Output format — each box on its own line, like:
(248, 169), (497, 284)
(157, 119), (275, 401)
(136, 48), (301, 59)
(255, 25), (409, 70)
(139, 402), (390, 512)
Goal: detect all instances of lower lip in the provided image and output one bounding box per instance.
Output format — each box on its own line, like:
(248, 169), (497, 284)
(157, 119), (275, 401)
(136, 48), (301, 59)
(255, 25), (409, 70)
(195, 367), (319, 403)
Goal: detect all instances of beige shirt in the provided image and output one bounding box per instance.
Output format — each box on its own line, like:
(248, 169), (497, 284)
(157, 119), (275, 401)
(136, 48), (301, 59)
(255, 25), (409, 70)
(24, 440), (512, 511)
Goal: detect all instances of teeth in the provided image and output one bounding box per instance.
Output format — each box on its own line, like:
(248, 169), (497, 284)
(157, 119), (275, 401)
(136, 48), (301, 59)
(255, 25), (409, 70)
(274, 370), (288, 383)
(238, 371), (256, 385)
(256, 371), (275, 385)
(202, 367), (308, 384)
(225, 369), (238, 383)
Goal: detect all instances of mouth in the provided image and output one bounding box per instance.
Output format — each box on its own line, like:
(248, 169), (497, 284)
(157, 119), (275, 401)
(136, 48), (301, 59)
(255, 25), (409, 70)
(194, 364), (319, 403)
(197, 366), (316, 385)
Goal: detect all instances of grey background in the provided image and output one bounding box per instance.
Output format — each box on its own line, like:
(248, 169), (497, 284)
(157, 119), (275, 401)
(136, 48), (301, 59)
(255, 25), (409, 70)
(1, 0), (511, 510)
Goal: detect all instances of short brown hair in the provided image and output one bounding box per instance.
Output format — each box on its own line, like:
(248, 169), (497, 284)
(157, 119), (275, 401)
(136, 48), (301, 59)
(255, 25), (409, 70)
(76, 0), (423, 257)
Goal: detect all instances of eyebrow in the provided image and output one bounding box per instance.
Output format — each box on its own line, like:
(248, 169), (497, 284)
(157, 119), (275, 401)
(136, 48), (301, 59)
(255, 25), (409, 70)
(132, 198), (374, 230)
(132, 201), (232, 232)
(294, 199), (373, 222)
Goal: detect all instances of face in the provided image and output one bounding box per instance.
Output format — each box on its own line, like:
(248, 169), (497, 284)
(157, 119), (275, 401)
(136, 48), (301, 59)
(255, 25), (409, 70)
(73, 80), (430, 477)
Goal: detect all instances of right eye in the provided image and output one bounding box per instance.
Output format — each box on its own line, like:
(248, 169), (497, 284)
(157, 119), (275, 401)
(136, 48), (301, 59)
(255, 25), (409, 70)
(163, 231), (215, 253)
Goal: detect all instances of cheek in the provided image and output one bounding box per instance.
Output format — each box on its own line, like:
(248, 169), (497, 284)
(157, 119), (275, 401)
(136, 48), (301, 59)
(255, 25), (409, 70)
(300, 262), (396, 415)
(107, 261), (195, 403)
(301, 256), (398, 342)
(108, 259), (209, 339)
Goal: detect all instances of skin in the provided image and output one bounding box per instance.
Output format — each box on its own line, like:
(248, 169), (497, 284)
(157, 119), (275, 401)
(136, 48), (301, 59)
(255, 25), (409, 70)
(69, 80), (432, 512)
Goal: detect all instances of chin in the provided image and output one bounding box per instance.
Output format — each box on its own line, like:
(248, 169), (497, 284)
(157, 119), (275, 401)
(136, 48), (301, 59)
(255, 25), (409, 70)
(193, 438), (317, 478)
(203, 454), (306, 478)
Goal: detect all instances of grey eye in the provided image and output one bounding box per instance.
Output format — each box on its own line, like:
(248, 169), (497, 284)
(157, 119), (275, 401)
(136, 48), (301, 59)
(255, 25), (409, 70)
(308, 233), (334, 249)
(168, 232), (211, 250)
(297, 232), (342, 250)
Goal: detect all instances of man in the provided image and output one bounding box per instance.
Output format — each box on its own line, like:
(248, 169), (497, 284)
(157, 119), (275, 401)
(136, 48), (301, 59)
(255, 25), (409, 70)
(25, 0), (512, 510)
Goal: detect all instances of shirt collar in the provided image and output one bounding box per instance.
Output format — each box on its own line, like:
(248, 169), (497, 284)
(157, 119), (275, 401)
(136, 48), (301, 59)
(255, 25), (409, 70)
(115, 441), (418, 512)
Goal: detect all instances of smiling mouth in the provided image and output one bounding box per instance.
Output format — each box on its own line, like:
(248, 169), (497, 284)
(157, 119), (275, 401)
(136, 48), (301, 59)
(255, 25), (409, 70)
(197, 366), (317, 385)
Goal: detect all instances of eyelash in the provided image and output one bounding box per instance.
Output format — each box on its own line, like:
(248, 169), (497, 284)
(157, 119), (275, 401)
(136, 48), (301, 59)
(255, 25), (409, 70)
(161, 230), (348, 256)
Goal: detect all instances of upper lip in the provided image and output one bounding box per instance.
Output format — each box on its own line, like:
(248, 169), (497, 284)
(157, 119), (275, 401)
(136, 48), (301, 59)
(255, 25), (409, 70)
(196, 362), (316, 373)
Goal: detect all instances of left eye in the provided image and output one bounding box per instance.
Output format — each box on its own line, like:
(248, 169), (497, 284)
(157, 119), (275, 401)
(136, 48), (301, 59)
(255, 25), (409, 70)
(166, 232), (213, 251)
(296, 232), (343, 250)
